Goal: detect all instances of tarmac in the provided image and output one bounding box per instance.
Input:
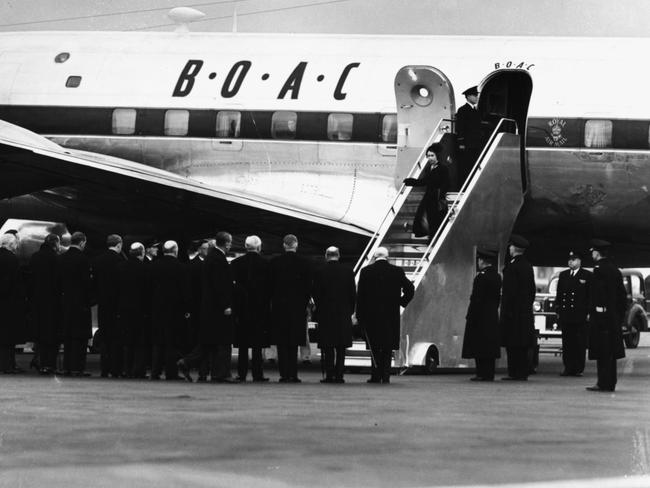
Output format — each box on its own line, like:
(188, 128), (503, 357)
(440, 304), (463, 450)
(2, 336), (650, 488)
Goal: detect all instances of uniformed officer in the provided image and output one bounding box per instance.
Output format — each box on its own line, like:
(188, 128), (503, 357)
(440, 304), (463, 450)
(586, 239), (627, 392)
(555, 251), (592, 376)
(500, 234), (536, 381)
(455, 85), (482, 185)
(461, 247), (501, 381)
(356, 247), (414, 384)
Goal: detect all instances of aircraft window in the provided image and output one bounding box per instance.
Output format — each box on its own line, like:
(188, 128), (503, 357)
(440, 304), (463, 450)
(382, 114), (397, 143)
(164, 109), (189, 136)
(216, 111), (241, 138)
(111, 108), (136, 135)
(65, 76), (81, 88)
(584, 119), (613, 148)
(327, 113), (353, 141)
(271, 111), (297, 139)
(54, 52), (70, 63)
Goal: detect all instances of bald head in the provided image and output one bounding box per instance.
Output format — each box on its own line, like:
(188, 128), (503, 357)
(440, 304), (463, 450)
(245, 235), (262, 252)
(163, 240), (178, 256)
(129, 242), (145, 260)
(325, 246), (340, 261)
(373, 247), (389, 261)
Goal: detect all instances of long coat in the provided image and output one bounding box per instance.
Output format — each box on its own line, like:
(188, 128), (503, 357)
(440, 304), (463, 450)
(461, 265), (502, 359)
(556, 267), (592, 325)
(93, 250), (125, 341)
(587, 258), (627, 360)
(0, 248), (27, 345)
(312, 260), (356, 348)
(404, 163), (450, 237)
(199, 248), (234, 346)
(118, 256), (150, 346)
(231, 252), (271, 348)
(356, 259), (414, 350)
(59, 247), (93, 340)
(29, 245), (61, 344)
(149, 255), (191, 346)
(455, 102), (483, 182)
(269, 252), (312, 346)
(500, 254), (536, 348)
(188, 256), (205, 346)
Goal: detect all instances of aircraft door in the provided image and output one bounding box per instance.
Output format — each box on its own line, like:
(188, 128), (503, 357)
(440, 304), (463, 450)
(477, 70), (533, 191)
(393, 66), (454, 188)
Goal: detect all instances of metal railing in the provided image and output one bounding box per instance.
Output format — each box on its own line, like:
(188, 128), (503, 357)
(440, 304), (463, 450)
(353, 117), (453, 274)
(408, 117), (519, 287)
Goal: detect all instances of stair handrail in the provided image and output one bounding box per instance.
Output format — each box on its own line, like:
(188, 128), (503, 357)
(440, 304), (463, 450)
(353, 117), (453, 274)
(408, 117), (519, 287)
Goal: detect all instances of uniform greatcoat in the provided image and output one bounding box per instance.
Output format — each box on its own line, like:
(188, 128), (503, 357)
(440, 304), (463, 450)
(149, 255), (191, 346)
(199, 248), (234, 346)
(312, 260), (356, 348)
(29, 245), (61, 345)
(231, 251), (271, 348)
(461, 265), (502, 359)
(59, 247), (93, 341)
(499, 254), (536, 348)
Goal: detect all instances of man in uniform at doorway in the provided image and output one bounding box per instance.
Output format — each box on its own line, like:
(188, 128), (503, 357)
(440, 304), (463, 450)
(455, 85), (482, 186)
(555, 251), (592, 377)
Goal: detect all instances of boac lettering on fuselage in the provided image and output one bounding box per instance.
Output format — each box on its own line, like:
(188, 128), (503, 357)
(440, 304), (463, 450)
(172, 60), (361, 100)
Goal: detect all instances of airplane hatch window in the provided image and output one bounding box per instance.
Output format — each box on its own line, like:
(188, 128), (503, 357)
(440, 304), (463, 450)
(327, 113), (353, 141)
(271, 111), (297, 140)
(216, 111), (241, 138)
(382, 114), (397, 143)
(54, 52), (70, 63)
(164, 109), (189, 136)
(112, 108), (136, 135)
(584, 119), (613, 148)
(65, 76), (81, 88)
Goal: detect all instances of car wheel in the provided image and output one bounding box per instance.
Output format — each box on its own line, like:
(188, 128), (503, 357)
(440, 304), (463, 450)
(423, 346), (439, 374)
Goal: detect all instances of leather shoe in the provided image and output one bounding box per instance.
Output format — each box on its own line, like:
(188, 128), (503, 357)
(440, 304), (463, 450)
(367, 378), (381, 384)
(320, 378), (335, 384)
(586, 385), (615, 392)
(559, 371), (570, 377)
(177, 359), (192, 383)
(233, 376), (246, 383)
(253, 377), (270, 382)
(470, 376), (492, 382)
(288, 377), (302, 383)
(211, 377), (237, 383)
(501, 376), (527, 381)
(333, 378), (345, 384)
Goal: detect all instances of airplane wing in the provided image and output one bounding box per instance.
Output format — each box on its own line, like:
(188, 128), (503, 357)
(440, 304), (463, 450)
(0, 120), (371, 254)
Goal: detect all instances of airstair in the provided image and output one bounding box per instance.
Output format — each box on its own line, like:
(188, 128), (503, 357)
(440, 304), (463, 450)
(346, 67), (533, 370)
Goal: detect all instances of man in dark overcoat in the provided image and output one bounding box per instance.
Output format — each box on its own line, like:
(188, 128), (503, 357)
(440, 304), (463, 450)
(269, 234), (312, 383)
(312, 246), (355, 383)
(403, 142), (450, 238)
(59, 232), (92, 375)
(500, 234), (536, 381)
(586, 239), (627, 392)
(455, 85), (483, 185)
(461, 247), (501, 381)
(0, 233), (27, 373)
(93, 234), (125, 378)
(29, 233), (62, 374)
(199, 231), (235, 382)
(118, 242), (150, 378)
(356, 247), (414, 384)
(231, 235), (271, 382)
(149, 240), (191, 380)
(555, 251), (592, 377)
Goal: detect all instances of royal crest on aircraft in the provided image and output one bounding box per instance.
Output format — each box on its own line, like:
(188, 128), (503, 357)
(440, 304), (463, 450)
(545, 118), (568, 147)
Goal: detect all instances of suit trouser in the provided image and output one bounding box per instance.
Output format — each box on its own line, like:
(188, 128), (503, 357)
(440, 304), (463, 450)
(0, 344), (15, 372)
(596, 356), (617, 390)
(321, 346), (346, 379)
(101, 338), (124, 377)
(126, 345), (149, 377)
(506, 346), (529, 379)
(198, 344), (232, 380)
(39, 342), (60, 371)
(63, 339), (87, 372)
(237, 346), (264, 379)
(277, 345), (298, 379)
(151, 344), (179, 379)
(475, 357), (495, 380)
(561, 324), (586, 374)
(370, 346), (392, 381)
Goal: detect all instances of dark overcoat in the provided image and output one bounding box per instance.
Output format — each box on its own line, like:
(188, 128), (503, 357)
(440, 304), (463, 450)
(456, 103), (483, 152)
(556, 267), (592, 325)
(269, 252), (312, 346)
(0, 248), (27, 345)
(149, 255), (191, 346)
(587, 258), (627, 360)
(188, 256), (205, 345)
(118, 256), (150, 346)
(499, 254), (536, 347)
(356, 259), (414, 350)
(404, 163), (450, 237)
(461, 265), (502, 359)
(312, 260), (356, 348)
(29, 245), (61, 344)
(93, 250), (125, 341)
(231, 252), (271, 348)
(59, 247), (93, 340)
(199, 249), (234, 346)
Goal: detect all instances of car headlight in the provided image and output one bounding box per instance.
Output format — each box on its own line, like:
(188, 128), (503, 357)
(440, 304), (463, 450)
(533, 301), (542, 312)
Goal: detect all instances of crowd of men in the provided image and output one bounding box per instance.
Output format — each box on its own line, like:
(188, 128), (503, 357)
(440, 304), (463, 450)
(0, 226), (630, 390)
(0, 230), (414, 384)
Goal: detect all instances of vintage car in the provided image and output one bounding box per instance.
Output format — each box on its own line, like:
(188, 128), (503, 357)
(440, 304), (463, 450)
(533, 269), (648, 354)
